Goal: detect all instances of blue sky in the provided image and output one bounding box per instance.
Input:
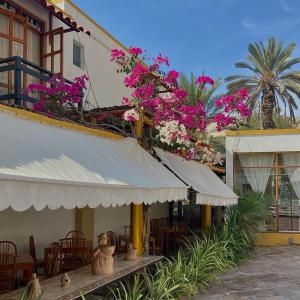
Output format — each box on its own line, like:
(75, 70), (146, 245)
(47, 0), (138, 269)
(73, 0), (300, 84)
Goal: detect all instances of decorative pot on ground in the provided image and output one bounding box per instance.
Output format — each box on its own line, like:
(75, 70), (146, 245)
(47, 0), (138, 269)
(125, 242), (137, 261)
(60, 273), (71, 287)
(24, 273), (42, 300)
(91, 233), (115, 275)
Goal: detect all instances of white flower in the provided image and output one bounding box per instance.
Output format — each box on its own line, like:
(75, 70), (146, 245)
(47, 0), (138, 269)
(123, 109), (139, 122)
(156, 120), (191, 147)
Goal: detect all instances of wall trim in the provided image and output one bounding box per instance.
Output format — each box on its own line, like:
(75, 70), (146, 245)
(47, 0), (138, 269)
(0, 104), (123, 139)
(226, 128), (300, 137)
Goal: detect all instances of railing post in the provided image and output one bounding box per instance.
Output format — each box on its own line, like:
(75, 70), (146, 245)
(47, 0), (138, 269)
(79, 88), (84, 120)
(14, 57), (22, 106)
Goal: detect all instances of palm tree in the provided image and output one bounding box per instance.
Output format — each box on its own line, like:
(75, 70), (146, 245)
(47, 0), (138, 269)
(226, 37), (300, 129)
(179, 73), (223, 117)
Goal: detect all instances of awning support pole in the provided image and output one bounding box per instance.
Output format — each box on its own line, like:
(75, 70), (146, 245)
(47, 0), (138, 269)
(75, 207), (94, 243)
(204, 205), (212, 233)
(130, 115), (144, 255)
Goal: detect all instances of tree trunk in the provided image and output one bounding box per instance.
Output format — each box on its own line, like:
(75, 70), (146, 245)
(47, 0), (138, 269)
(261, 88), (276, 129)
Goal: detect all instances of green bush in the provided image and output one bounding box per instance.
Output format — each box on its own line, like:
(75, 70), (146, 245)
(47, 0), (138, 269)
(106, 192), (270, 299)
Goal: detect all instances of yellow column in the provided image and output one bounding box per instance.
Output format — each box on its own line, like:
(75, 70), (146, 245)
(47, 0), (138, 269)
(130, 115), (144, 255)
(75, 207), (94, 242)
(204, 205), (212, 233)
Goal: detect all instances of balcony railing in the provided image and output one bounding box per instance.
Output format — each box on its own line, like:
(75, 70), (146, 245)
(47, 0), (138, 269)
(0, 56), (83, 107)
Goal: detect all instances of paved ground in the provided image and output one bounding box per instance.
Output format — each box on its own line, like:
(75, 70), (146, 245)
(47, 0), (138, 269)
(195, 246), (300, 300)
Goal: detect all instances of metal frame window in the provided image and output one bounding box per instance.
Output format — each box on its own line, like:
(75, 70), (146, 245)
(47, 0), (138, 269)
(73, 40), (84, 69)
(233, 152), (300, 233)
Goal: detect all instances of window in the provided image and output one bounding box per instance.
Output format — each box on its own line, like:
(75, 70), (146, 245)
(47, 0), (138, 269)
(234, 152), (300, 232)
(73, 40), (84, 68)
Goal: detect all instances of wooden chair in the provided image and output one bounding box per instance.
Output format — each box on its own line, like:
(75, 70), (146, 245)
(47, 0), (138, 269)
(169, 223), (188, 250)
(107, 231), (122, 254)
(150, 219), (160, 237)
(44, 242), (61, 278)
(29, 236), (44, 274)
(0, 241), (17, 255)
(66, 230), (85, 239)
(159, 217), (170, 227)
(124, 226), (131, 237)
(150, 226), (169, 255)
(0, 241), (17, 294)
(60, 238), (86, 272)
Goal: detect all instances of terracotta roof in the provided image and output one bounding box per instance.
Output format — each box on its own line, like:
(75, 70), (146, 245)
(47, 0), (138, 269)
(35, 0), (91, 35)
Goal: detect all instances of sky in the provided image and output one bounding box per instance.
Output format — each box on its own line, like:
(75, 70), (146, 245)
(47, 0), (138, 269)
(72, 0), (300, 87)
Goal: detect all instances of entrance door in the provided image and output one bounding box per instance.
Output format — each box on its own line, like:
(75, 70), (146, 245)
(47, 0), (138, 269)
(0, 8), (27, 99)
(42, 27), (64, 76)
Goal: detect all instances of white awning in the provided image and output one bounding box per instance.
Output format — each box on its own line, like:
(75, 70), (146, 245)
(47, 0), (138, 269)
(155, 148), (238, 206)
(0, 110), (188, 211)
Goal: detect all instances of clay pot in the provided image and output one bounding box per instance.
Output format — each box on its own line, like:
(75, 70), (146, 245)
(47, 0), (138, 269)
(125, 248), (137, 261)
(60, 273), (71, 287)
(91, 245), (115, 275)
(99, 245), (115, 256)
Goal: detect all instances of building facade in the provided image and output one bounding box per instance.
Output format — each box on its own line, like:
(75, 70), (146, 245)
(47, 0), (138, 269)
(0, 0), (131, 108)
(226, 129), (300, 245)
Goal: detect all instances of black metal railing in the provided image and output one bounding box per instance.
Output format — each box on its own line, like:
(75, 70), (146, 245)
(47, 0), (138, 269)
(0, 56), (83, 107)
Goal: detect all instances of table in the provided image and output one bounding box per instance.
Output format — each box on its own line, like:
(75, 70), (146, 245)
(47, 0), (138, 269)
(44, 241), (93, 273)
(118, 234), (130, 247)
(16, 254), (34, 282)
(0, 255), (163, 300)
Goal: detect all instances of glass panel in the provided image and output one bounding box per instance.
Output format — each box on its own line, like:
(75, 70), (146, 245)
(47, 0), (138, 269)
(12, 41), (23, 56)
(54, 33), (60, 52)
(0, 36), (8, 58)
(73, 41), (82, 68)
(0, 37), (8, 87)
(54, 54), (60, 74)
(0, 85), (8, 96)
(27, 29), (40, 65)
(13, 20), (24, 39)
(277, 168), (299, 231)
(234, 154), (276, 232)
(0, 12), (9, 34)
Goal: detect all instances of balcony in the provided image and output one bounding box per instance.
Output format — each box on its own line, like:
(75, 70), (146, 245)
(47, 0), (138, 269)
(0, 56), (83, 107)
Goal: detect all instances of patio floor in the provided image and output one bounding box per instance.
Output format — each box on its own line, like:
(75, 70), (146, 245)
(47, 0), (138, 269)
(195, 246), (300, 300)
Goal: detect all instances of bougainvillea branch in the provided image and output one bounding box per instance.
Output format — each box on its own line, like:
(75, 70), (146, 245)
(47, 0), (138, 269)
(112, 47), (250, 162)
(25, 75), (88, 116)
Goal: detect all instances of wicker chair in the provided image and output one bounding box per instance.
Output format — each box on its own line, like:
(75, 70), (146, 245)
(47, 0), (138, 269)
(60, 238), (86, 272)
(29, 236), (44, 274)
(0, 241), (17, 294)
(66, 230), (85, 239)
(44, 242), (61, 278)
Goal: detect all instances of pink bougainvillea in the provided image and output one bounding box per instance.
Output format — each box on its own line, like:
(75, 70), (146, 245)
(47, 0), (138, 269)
(25, 75), (88, 115)
(111, 46), (250, 162)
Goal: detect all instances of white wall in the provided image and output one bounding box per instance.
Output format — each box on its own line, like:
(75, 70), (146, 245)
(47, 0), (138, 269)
(226, 132), (300, 189)
(93, 202), (169, 247)
(11, 0), (131, 108)
(0, 202), (168, 258)
(54, 0), (131, 108)
(0, 207), (74, 258)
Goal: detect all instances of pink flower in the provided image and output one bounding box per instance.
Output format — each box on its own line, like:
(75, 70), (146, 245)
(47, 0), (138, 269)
(128, 47), (143, 56)
(132, 83), (155, 99)
(164, 70), (180, 85)
(214, 113), (234, 131)
(111, 48), (125, 61)
(173, 88), (188, 100)
(124, 63), (149, 88)
(155, 53), (170, 66)
(196, 76), (214, 88)
(236, 88), (248, 100)
(33, 100), (44, 112)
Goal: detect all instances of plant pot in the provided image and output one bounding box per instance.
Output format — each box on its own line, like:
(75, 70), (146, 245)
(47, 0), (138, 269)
(125, 248), (137, 261)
